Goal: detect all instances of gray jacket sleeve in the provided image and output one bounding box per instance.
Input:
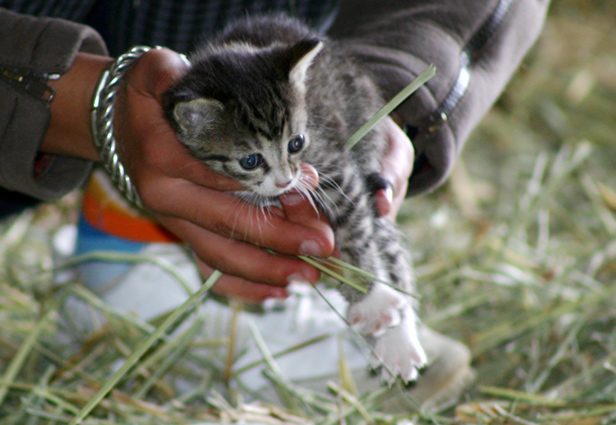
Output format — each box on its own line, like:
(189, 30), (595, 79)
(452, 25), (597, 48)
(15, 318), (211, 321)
(328, 0), (550, 195)
(0, 8), (107, 200)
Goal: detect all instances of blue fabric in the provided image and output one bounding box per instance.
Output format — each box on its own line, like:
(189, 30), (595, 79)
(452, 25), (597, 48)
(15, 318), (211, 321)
(75, 216), (147, 290)
(105, 0), (339, 55)
(75, 215), (146, 255)
(1, 0), (339, 56)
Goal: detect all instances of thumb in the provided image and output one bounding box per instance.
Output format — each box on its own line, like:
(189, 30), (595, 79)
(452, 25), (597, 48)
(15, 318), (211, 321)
(279, 163), (335, 258)
(375, 117), (415, 220)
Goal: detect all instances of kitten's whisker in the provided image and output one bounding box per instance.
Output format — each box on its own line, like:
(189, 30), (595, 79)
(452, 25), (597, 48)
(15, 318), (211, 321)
(305, 191), (321, 217)
(230, 191), (260, 241)
(257, 203), (272, 236)
(313, 187), (337, 218)
(319, 171), (355, 207)
(262, 207), (275, 228)
(294, 180), (321, 217)
(246, 195), (261, 241)
(301, 171), (319, 189)
(230, 191), (277, 245)
(228, 194), (248, 240)
(244, 199), (262, 243)
(308, 171), (352, 218)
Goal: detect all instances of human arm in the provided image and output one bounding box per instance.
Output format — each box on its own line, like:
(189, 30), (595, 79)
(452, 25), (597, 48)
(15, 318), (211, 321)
(328, 0), (550, 196)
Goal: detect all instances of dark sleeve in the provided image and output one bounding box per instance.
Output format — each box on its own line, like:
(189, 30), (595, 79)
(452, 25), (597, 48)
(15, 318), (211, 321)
(327, 0), (550, 196)
(0, 8), (107, 200)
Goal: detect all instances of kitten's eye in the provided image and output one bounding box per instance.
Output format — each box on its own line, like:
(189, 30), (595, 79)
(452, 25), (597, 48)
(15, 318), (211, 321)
(288, 134), (305, 154)
(239, 153), (263, 170)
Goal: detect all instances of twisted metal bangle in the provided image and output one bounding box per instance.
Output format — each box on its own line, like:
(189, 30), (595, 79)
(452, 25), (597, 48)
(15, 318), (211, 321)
(90, 45), (153, 209)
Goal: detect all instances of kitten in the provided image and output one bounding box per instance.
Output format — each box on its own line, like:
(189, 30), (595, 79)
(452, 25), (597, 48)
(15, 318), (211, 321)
(163, 14), (426, 384)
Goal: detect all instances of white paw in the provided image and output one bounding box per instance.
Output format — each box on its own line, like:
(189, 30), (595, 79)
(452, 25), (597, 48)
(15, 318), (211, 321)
(347, 283), (406, 337)
(369, 311), (427, 385)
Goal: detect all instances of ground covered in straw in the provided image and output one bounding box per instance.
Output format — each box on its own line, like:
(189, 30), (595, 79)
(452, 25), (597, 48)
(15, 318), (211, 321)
(1, 1), (615, 424)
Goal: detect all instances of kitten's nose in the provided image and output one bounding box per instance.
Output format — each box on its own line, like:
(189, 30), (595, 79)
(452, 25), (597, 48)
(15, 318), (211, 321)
(276, 179), (292, 188)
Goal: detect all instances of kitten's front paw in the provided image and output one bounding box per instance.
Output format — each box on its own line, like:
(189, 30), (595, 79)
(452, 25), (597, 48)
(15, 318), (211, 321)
(347, 283), (406, 337)
(347, 283), (426, 384)
(369, 312), (427, 385)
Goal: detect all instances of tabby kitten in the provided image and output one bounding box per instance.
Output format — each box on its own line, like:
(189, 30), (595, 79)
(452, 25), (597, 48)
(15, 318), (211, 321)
(164, 14), (426, 384)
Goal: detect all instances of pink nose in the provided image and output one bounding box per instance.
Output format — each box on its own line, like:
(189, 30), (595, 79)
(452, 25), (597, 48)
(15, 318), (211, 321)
(276, 180), (292, 188)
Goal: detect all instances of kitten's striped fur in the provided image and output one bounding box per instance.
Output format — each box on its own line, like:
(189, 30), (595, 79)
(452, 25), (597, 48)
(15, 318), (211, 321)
(164, 14), (426, 384)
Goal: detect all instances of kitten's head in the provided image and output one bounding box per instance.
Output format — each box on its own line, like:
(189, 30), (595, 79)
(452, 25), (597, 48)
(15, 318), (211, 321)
(164, 38), (322, 199)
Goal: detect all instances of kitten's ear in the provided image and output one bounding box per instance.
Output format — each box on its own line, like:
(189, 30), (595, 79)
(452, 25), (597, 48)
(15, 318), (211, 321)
(173, 98), (224, 133)
(285, 38), (323, 87)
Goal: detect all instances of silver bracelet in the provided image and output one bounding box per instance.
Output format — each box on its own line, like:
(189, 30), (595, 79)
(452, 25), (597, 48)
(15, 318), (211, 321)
(90, 45), (153, 209)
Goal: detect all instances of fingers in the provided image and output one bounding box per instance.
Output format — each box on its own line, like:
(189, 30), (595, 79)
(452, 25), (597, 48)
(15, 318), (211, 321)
(144, 177), (333, 258)
(279, 163), (333, 238)
(375, 117), (415, 220)
(156, 164), (332, 302)
(126, 47), (190, 97)
(374, 185), (395, 218)
(366, 172), (394, 218)
(158, 215), (321, 286)
(197, 261), (290, 303)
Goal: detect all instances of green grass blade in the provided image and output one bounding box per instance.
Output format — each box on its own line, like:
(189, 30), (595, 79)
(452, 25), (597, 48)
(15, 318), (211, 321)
(298, 255), (368, 293)
(132, 315), (205, 400)
(233, 333), (331, 375)
(327, 381), (373, 423)
(345, 64), (436, 149)
(478, 386), (567, 406)
(0, 294), (65, 407)
(306, 255), (417, 298)
(67, 270), (222, 425)
(247, 321), (303, 412)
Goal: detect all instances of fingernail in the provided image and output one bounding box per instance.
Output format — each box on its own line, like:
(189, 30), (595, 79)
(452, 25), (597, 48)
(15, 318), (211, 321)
(269, 206), (285, 218)
(287, 273), (311, 286)
(300, 171), (318, 188)
(384, 185), (394, 204)
(270, 288), (290, 300)
(179, 53), (191, 66)
(299, 239), (324, 257)
(281, 192), (303, 206)
(263, 291), (289, 309)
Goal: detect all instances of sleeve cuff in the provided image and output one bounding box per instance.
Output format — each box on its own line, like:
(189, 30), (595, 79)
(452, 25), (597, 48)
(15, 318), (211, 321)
(0, 10), (107, 200)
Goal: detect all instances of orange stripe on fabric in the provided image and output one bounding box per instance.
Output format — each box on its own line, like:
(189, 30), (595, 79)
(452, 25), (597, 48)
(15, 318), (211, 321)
(81, 179), (180, 244)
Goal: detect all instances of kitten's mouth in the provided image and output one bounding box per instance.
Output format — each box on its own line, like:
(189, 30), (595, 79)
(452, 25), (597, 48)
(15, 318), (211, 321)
(260, 195), (283, 207)
(232, 191), (280, 208)
(235, 172), (304, 205)
(255, 186), (298, 205)
(268, 188), (294, 200)
(271, 173), (301, 197)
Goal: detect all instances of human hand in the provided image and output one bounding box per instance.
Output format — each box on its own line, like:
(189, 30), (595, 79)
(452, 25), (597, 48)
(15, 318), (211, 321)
(192, 163), (334, 302)
(113, 47), (335, 302)
(373, 116), (415, 221)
